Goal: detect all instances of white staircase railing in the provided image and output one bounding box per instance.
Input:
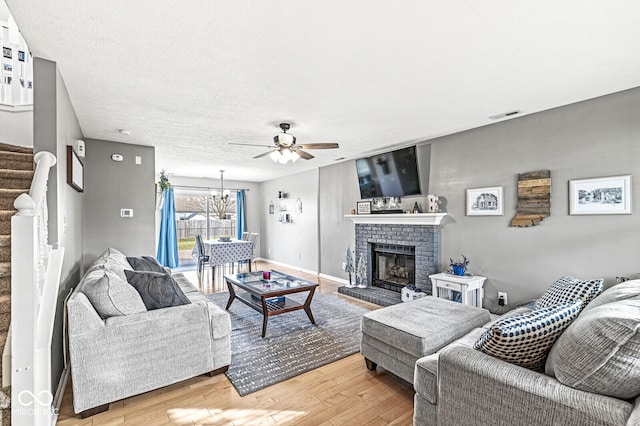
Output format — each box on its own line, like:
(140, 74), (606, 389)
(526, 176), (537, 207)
(10, 151), (63, 426)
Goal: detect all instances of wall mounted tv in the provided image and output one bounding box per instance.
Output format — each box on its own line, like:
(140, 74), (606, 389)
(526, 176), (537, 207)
(356, 146), (422, 199)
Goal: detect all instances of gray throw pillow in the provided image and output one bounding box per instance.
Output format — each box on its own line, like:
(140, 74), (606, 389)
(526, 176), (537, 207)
(545, 297), (640, 399)
(581, 279), (640, 313)
(81, 269), (147, 319)
(124, 270), (191, 310)
(126, 256), (167, 274)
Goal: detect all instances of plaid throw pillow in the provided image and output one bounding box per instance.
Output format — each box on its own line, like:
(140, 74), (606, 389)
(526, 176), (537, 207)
(474, 300), (583, 372)
(535, 276), (603, 311)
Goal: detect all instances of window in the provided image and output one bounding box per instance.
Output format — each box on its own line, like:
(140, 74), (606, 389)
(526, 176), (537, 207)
(174, 188), (237, 263)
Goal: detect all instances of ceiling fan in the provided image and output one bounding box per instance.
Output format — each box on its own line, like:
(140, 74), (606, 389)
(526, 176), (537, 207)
(229, 123), (340, 163)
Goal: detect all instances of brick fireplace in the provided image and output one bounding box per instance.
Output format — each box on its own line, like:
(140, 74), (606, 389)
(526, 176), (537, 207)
(340, 213), (446, 305)
(356, 222), (438, 293)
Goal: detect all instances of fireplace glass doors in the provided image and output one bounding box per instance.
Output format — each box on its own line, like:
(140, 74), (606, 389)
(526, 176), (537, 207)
(371, 243), (415, 291)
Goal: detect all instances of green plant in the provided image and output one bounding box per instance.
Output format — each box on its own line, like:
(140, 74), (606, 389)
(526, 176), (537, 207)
(158, 169), (171, 191)
(450, 255), (470, 268)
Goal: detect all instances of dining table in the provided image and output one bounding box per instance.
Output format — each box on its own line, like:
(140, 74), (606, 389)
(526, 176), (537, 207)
(202, 239), (254, 275)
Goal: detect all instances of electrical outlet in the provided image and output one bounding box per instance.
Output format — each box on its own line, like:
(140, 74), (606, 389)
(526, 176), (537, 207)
(297, 253), (301, 260)
(268, 248), (271, 255)
(497, 292), (508, 306)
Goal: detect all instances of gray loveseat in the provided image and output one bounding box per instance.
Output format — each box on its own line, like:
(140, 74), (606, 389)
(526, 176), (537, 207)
(412, 281), (640, 426)
(67, 248), (231, 417)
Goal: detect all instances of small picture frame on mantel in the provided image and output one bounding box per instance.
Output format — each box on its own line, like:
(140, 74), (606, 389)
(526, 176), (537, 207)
(356, 201), (372, 214)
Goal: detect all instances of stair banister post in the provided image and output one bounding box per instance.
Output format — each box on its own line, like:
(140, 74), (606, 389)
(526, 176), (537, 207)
(10, 150), (58, 426)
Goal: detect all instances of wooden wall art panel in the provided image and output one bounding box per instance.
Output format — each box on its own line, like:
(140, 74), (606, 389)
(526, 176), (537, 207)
(510, 170), (551, 227)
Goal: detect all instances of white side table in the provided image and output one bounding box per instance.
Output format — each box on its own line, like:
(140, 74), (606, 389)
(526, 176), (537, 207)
(429, 273), (487, 308)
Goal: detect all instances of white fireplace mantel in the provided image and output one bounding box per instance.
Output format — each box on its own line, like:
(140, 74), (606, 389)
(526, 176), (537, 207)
(344, 213), (447, 226)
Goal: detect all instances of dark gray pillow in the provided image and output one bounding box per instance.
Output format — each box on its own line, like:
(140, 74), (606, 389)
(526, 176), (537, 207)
(126, 256), (167, 274)
(124, 270), (190, 310)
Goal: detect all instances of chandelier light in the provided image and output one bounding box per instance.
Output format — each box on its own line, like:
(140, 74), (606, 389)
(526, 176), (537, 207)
(211, 170), (230, 203)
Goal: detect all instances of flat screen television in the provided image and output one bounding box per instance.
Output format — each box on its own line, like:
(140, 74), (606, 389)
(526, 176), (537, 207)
(356, 146), (422, 199)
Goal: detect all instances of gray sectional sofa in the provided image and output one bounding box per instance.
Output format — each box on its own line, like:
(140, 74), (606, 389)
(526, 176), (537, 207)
(67, 248), (231, 417)
(362, 280), (640, 426)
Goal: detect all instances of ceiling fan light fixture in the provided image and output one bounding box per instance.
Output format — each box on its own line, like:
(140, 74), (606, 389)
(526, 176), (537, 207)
(278, 149), (293, 164)
(244, 122), (338, 163)
(277, 132), (295, 147)
(269, 150), (281, 162)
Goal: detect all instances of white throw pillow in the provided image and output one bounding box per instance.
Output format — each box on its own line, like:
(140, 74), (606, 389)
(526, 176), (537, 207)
(535, 276), (603, 311)
(474, 300), (582, 372)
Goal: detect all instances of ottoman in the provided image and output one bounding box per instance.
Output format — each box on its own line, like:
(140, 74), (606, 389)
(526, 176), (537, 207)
(361, 296), (491, 383)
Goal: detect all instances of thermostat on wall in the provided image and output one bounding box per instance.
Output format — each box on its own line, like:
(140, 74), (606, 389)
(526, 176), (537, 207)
(120, 209), (133, 218)
(111, 154), (124, 162)
(76, 140), (85, 157)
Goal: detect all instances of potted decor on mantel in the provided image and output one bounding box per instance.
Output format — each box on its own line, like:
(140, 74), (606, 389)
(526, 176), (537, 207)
(450, 255), (470, 276)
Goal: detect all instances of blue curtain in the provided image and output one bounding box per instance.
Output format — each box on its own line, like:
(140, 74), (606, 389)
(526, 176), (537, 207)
(236, 189), (247, 240)
(157, 187), (179, 267)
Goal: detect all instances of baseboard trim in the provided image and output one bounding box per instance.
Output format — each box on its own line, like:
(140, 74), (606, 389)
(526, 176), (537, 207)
(256, 257), (349, 286)
(318, 273), (349, 286)
(53, 366), (70, 419)
(257, 257), (318, 277)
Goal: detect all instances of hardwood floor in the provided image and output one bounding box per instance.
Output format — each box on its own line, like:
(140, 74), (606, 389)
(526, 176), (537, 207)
(57, 261), (414, 425)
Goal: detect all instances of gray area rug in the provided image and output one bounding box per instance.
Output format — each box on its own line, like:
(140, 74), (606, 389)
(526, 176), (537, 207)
(207, 291), (369, 396)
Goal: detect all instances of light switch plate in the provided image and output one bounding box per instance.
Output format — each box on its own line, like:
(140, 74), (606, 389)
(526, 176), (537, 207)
(120, 209), (133, 218)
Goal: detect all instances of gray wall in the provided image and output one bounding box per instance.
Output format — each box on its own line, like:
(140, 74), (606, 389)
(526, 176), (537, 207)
(83, 139), (156, 269)
(429, 87), (640, 308)
(33, 58), (84, 393)
(260, 169), (319, 272)
(318, 161), (359, 279)
(267, 87), (640, 312)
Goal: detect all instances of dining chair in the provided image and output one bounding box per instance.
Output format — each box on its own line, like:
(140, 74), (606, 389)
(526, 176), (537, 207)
(194, 234), (210, 276)
(237, 232), (259, 272)
(241, 231), (249, 241)
(248, 232), (259, 270)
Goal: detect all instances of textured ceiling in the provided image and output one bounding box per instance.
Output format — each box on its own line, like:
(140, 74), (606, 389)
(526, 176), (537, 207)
(6, 1), (640, 182)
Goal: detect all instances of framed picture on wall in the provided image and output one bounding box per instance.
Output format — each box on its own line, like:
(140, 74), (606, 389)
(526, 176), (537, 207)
(466, 186), (504, 216)
(67, 146), (84, 192)
(356, 201), (372, 214)
(569, 175), (631, 215)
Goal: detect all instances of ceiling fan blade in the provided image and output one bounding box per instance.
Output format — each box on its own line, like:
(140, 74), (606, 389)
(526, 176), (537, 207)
(253, 150), (278, 159)
(298, 143), (340, 150)
(296, 149), (315, 160)
(229, 142), (275, 148)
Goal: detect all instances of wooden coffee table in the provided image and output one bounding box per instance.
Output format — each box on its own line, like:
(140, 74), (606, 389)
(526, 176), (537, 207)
(224, 270), (319, 338)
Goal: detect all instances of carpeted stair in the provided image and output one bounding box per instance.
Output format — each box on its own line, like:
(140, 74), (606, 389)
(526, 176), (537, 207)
(0, 142), (34, 426)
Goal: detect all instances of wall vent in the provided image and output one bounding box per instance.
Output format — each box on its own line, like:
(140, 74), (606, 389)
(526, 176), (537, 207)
(489, 110), (521, 120)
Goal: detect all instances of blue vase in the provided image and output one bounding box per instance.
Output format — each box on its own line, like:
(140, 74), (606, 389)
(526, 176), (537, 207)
(452, 265), (465, 276)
